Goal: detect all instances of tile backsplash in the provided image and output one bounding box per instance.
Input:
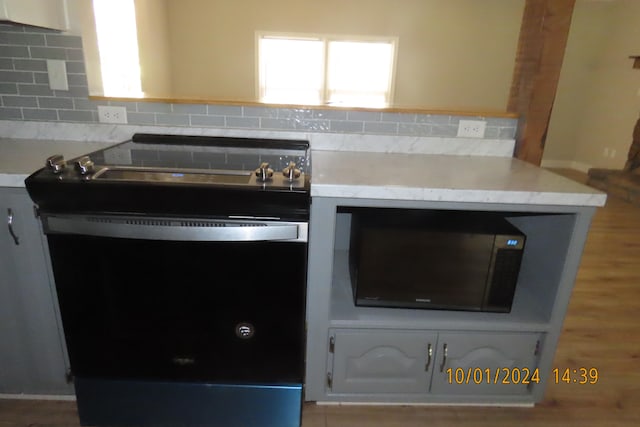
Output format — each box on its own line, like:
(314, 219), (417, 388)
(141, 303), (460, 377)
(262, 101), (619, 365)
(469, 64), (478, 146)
(0, 23), (517, 140)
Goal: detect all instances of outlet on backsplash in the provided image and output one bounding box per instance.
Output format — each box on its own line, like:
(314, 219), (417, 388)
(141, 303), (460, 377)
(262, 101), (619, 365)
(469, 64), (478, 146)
(457, 120), (487, 138)
(98, 106), (128, 124)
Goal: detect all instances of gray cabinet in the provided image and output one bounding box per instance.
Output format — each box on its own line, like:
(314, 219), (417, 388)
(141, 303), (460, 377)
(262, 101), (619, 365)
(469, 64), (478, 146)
(0, 187), (72, 395)
(327, 330), (437, 394)
(429, 332), (541, 395)
(305, 196), (596, 404)
(327, 329), (542, 397)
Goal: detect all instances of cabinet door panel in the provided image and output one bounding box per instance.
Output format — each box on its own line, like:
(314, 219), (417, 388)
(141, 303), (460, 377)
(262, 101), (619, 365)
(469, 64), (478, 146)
(0, 188), (72, 394)
(430, 332), (542, 395)
(329, 329), (437, 394)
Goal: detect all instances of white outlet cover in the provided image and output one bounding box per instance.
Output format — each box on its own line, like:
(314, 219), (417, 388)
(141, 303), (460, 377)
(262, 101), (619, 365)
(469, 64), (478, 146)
(46, 60), (69, 91)
(457, 120), (487, 138)
(98, 105), (128, 124)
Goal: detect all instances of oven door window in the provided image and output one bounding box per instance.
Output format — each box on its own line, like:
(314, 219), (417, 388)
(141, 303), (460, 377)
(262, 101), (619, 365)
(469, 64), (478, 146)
(47, 235), (306, 384)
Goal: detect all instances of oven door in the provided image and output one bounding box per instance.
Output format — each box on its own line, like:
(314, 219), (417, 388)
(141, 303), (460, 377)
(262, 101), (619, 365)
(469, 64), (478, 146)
(42, 213), (307, 386)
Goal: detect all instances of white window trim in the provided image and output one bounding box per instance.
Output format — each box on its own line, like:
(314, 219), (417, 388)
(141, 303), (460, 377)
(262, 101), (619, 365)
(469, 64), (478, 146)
(256, 31), (398, 107)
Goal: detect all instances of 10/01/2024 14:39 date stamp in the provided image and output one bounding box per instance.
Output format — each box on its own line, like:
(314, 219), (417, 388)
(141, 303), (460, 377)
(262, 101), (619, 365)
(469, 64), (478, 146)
(446, 367), (599, 385)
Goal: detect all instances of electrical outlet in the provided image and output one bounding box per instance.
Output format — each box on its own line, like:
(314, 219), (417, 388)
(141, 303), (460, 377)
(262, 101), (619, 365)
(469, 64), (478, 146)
(98, 106), (128, 124)
(457, 120), (487, 138)
(603, 148), (609, 157)
(610, 149), (616, 158)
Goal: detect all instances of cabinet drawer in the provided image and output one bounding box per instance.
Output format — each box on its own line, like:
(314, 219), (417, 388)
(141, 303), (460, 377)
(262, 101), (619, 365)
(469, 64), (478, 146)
(328, 329), (437, 394)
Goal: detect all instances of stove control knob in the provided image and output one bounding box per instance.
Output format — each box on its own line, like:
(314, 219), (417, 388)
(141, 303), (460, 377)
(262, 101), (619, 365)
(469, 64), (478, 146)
(46, 154), (66, 174)
(283, 161), (301, 181)
(255, 162), (273, 182)
(75, 156), (95, 175)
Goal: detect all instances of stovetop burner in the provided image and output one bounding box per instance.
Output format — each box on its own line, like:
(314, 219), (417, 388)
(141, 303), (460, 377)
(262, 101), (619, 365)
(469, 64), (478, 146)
(26, 134), (312, 220)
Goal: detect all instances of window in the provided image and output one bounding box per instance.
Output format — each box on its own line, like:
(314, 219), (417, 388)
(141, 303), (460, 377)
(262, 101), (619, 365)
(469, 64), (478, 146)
(258, 33), (396, 108)
(92, 0), (143, 98)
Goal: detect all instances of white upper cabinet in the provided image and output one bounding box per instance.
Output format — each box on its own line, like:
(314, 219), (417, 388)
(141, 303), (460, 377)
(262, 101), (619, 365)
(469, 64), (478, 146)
(0, 0), (69, 31)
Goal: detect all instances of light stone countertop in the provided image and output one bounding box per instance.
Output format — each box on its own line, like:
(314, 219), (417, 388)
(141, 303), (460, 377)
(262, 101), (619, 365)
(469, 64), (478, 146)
(0, 138), (114, 187)
(0, 137), (606, 208)
(310, 150), (607, 207)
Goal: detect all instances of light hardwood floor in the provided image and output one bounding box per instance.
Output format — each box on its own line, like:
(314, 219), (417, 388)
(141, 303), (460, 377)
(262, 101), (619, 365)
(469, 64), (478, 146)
(1, 169), (638, 427)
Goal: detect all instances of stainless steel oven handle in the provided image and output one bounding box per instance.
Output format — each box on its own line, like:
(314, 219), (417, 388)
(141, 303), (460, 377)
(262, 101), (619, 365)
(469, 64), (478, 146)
(43, 215), (307, 242)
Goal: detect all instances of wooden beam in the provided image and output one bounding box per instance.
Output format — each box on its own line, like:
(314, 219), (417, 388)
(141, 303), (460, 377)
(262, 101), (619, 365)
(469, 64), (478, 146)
(509, 0), (576, 165)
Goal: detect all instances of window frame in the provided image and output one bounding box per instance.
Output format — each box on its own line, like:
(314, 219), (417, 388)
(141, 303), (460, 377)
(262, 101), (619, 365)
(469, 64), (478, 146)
(256, 31), (398, 108)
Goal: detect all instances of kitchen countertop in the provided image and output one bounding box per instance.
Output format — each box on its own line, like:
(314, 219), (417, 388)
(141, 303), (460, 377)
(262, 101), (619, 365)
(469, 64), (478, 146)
(310, 150), (607, 207)
(0, 138), (606, 207)
(0, 138), (113, 187)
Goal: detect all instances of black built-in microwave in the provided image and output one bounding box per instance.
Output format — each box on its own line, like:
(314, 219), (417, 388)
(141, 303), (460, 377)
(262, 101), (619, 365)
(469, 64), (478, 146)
(348, 208), (526, 313)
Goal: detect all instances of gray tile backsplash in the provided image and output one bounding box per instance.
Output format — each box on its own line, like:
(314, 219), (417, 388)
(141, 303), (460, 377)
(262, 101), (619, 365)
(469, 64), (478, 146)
(0, 23), (517, 139)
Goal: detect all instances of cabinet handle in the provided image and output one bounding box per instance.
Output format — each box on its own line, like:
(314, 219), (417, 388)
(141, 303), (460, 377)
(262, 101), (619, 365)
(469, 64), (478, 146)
(7, 208), (20, 245)
(425, 343), (433, 371)
(439, 343), (448, 372)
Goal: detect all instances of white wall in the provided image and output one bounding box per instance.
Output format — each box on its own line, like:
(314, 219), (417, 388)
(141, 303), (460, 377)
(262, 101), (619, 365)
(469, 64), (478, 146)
(544, 0), (640, 171)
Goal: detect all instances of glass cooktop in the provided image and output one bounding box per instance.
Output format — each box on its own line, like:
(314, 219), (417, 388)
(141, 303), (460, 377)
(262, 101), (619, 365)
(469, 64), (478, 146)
(89, 134), (310, 175)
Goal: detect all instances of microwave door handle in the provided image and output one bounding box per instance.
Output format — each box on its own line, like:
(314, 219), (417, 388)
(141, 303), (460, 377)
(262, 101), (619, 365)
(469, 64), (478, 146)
(43, 215), (306, 242)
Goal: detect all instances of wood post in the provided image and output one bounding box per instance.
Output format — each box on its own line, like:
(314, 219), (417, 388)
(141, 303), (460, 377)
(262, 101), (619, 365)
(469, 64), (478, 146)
(509, 0), (576, 165)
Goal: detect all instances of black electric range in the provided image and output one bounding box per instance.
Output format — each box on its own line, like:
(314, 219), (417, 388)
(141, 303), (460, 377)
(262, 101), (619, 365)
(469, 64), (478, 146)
(25, 133), (311, 427)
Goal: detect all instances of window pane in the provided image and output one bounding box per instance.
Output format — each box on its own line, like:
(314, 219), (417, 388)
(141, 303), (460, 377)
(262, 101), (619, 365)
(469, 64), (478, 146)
(93, 0), (143, 98)
(327, 41), (394, 107)
(259, 37), (324, 105)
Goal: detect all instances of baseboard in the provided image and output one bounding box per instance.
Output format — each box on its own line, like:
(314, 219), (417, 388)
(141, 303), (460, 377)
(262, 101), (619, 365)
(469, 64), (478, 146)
(541, 159), (592, 173)
(316, 401), (534, 408)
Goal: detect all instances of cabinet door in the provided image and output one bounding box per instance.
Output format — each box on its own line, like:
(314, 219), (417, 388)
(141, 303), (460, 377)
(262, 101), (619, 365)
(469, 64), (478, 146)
(0, 188), (72, 394)
(0, 0), (69, 31)
(328, 329), (438, 394)
(430, 332), (542, 395)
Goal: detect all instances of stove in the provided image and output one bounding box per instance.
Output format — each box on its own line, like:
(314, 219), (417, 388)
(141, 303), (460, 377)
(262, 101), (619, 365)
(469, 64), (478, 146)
(27, 133), (311, 220)
(25, 134), (311, 427)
